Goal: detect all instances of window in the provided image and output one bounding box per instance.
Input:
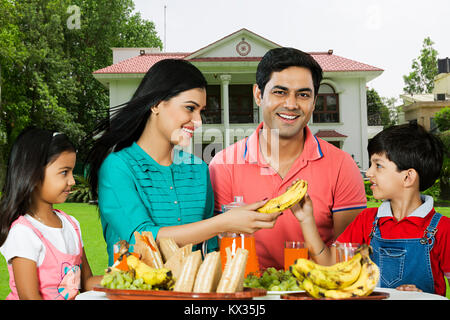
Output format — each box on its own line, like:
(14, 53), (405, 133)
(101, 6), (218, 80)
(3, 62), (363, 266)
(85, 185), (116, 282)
(229, 85), (254, 123)
(313, 84), (339, 123)
(328, 141), (342, 149)
(204, 85), (221, 124)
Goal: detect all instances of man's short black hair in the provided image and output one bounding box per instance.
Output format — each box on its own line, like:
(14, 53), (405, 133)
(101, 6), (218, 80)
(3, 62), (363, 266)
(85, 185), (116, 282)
(368, 123), (444, 191)
(256, 47), (323, 97)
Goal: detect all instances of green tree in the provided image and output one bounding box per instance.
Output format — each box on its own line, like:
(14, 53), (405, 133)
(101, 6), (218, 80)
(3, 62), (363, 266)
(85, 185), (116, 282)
(403, 37), (439, 94)
(0, 0), (162, 189)
(434, 106), (450, 132)
(367, 88), (393, 127)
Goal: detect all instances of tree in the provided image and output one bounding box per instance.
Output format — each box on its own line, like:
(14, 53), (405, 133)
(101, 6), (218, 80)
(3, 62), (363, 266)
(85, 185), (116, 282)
(434, 106), (450, 132)
(367, 88), (394, 127)
(0, 0), (162, 189)
(403, 37), (439, 94)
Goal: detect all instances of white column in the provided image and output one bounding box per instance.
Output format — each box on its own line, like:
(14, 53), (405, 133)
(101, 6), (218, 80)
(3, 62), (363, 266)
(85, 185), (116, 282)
(220, 74), (232, 147)
(359, 78), (369, 170)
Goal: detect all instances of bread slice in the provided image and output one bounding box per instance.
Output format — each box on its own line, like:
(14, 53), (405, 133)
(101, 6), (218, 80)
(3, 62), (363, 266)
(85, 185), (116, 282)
(133, 231), (164, 269)
(158, 237), (179, 262)
(193, 251), (222, 293)
(163, 243), (192, 280)
(216, 247), (248, 293)
(173, 250), (202, 292)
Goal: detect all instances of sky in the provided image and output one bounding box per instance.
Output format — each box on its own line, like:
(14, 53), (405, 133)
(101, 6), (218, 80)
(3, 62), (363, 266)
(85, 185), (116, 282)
(133, 0), (450, 104)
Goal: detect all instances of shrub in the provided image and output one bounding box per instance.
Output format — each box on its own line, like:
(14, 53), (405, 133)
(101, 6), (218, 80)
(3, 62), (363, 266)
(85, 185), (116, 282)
(68, 174), (93, 203)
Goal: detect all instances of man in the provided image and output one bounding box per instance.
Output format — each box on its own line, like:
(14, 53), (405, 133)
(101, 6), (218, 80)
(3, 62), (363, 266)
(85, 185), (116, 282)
(209, 47), (367, 270)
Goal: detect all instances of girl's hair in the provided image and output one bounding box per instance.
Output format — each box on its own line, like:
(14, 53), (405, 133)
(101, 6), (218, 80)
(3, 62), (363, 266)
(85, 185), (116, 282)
(0, 127), (76, 246)
(85, 59), (207, 199)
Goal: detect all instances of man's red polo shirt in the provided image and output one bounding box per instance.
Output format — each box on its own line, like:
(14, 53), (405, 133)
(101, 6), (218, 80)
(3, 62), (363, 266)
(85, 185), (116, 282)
(209, 122), (367, 269)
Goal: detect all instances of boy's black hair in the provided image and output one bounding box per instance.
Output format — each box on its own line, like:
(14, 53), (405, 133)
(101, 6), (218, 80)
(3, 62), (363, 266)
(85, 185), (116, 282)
(256, 47), (323, 97)
(367, 123), (444, 191)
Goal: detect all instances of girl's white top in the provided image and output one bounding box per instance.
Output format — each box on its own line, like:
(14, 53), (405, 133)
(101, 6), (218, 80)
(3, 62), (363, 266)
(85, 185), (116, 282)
(0, 211), (83, 267)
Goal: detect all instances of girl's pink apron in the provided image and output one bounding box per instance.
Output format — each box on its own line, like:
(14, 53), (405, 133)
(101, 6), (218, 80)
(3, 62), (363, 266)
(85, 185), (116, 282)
(6, 210), (82, 300)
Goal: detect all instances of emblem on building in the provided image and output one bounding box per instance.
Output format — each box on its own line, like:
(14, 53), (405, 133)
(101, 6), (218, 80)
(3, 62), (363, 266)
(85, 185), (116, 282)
(236, 39), (251, 56)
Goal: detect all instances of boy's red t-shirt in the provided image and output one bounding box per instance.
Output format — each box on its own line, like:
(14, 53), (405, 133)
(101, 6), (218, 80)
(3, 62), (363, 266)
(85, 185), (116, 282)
(337, 201), (450, 296)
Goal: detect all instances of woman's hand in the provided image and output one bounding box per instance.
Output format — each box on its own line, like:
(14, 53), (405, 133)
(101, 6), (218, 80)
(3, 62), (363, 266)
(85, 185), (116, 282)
(221, 199), (281, 234)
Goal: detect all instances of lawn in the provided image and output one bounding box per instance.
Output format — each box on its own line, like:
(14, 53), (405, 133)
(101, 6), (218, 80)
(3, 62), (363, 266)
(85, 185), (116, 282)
(0, 201), (449, 300)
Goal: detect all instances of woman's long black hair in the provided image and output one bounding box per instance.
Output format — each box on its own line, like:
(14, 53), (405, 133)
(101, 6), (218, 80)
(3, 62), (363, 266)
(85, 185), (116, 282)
(0, 128), (76, 246)
(84, 59), (207, 199)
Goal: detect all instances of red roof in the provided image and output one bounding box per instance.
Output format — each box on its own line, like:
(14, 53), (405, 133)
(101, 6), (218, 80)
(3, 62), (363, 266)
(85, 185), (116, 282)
(315, 130), (348, 138)
(310, 53), (383, 72)
(93, 53), (189, 74)
(93, 51), (382, 74)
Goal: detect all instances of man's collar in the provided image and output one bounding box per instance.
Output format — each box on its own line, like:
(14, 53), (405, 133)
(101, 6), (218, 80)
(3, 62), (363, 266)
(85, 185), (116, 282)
(244, 122), (323, 165)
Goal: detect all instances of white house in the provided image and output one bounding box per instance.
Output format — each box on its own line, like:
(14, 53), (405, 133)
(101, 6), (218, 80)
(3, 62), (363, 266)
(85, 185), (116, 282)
(93, 28), (383, 170)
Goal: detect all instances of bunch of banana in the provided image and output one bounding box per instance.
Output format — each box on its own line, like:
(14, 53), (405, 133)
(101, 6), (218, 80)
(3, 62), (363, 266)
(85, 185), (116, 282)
(126, 254), (175, 289)
(291, 244), (380, 299)
(257, 180), (308, 213)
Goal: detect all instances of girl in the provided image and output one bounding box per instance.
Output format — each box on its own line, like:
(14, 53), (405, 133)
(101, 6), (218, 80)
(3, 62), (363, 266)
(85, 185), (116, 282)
(0, 128), (102, 300)
(85, 59), (281, 266)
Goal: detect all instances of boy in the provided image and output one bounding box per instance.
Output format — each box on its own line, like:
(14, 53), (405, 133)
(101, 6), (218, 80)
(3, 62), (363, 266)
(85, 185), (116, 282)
(293, 123), (450, 296)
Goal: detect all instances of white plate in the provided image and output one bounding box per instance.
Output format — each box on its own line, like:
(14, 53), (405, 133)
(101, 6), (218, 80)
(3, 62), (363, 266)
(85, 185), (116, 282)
(253, 290), (304, 300)
(267, 290), (304, 295)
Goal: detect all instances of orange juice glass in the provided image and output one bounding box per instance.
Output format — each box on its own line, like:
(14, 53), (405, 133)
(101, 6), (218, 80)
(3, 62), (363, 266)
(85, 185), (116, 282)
(219, 233), (260, 277)
(219, 196), (260, 277)
(284, 241), (308, 270)
(333, 242), (360, 263)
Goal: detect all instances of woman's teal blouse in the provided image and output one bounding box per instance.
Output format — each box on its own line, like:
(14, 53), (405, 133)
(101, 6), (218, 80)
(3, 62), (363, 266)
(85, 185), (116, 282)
(98, 142), (217, 266)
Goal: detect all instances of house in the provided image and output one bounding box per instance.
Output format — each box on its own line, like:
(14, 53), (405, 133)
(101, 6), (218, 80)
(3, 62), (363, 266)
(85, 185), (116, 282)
(399, 57), (450, 132)
(93, 28), (383, 170)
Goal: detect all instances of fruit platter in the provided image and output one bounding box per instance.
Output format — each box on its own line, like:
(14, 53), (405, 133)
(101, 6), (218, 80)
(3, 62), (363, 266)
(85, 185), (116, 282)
(244, 244), (389, 300)
(94, 232), (266, 300)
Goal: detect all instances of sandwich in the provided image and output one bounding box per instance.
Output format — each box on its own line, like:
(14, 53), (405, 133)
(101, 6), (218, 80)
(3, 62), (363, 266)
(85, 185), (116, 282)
(133, 231), (164, 269)
(193, 251), (222, 293)
(173, 250), (202, 292)
(216, 247), (249, 293)
(158, 237), (179, 262)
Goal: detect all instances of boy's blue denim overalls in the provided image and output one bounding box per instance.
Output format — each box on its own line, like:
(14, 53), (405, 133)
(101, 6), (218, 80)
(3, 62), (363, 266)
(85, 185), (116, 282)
(368, 212), (442, 294)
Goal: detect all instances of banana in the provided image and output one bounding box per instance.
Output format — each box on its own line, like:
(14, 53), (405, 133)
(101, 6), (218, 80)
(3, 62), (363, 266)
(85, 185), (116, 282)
(304, 257), (379, 299)
(298, 244), (380, 299)
(289, 265), (305, 282)
(305, 254), (362, 289)
(257, 180), (308, 213)
(294, 252), (362, 278)
(126, 254), (173, 287)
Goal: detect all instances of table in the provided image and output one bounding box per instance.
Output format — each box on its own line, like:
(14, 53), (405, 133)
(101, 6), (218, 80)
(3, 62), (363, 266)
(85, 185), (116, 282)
(75, 287), (448, 300)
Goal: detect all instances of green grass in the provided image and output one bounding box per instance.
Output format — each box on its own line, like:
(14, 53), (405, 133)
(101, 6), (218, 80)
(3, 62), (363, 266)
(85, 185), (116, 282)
(1, 201), (448, 299)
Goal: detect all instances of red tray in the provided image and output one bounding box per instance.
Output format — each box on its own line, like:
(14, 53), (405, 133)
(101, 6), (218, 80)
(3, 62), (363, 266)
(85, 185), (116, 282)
(93, 285), (267, 300)
(280, 291), (389, 300)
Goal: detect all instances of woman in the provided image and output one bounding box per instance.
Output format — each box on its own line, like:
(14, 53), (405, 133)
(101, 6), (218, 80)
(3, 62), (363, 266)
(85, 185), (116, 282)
(86, 59), (280, 266)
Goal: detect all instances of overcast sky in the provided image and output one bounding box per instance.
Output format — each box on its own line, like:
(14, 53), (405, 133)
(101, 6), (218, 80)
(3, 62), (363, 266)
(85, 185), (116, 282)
(133, 0), (450, 103)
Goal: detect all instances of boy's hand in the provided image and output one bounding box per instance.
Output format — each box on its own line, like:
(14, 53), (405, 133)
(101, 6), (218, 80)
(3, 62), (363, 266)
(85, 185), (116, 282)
(395, 284), (422, 292)
(290, 193), (314, 223)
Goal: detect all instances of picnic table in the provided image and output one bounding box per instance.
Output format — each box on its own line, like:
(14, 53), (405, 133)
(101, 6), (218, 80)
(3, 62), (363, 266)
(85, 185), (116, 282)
(75, 287), (448, 300)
